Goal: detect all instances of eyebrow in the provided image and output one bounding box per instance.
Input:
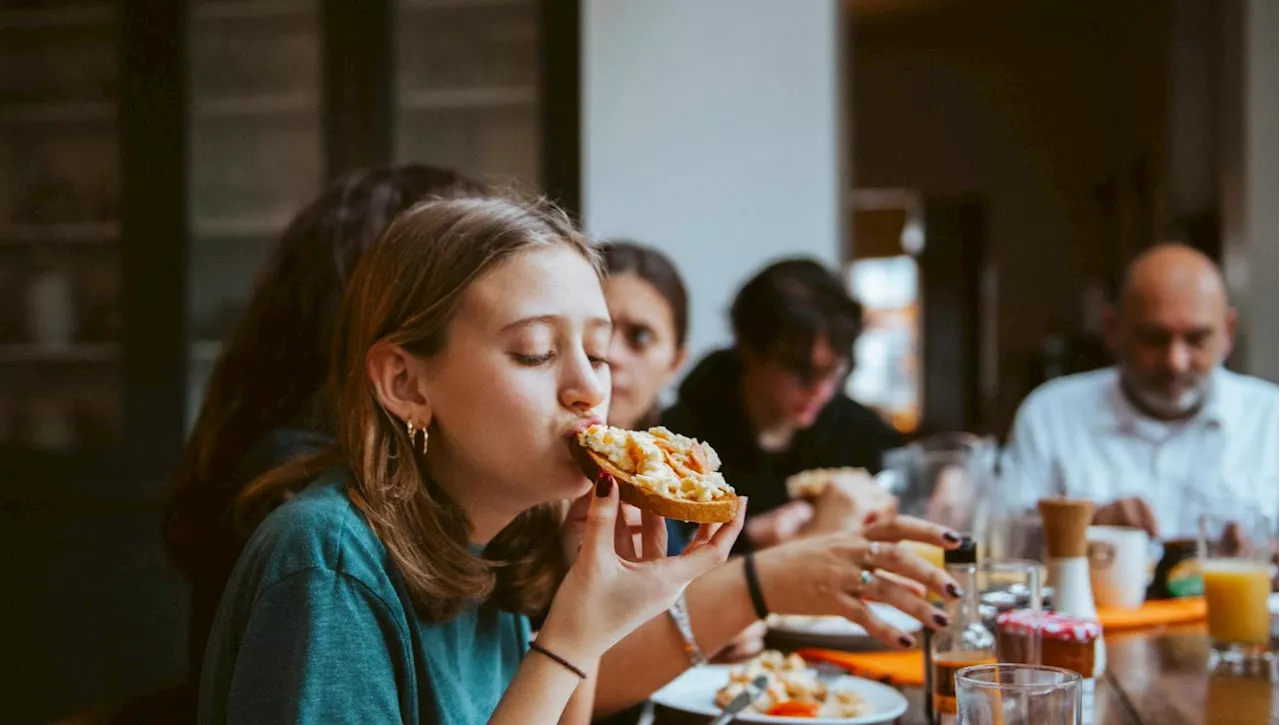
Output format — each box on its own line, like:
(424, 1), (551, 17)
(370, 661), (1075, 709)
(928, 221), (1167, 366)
(500, 314), (613, 333)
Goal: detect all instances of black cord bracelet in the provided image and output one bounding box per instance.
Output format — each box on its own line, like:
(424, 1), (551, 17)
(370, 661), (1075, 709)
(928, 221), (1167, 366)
(742, 552), (770, 621)
(528, 640), (587, 679)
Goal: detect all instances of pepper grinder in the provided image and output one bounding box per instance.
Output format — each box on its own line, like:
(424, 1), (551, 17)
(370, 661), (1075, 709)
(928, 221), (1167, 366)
(1038, 496), (1105, 675)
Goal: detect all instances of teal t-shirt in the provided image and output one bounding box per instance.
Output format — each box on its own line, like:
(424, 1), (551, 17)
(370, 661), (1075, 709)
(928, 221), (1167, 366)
(197, 473), (532, 724)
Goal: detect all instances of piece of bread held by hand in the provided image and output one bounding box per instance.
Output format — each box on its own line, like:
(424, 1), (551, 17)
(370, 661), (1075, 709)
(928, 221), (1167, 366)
(784, 466), (874, 502)
(575, 424), (739, 524)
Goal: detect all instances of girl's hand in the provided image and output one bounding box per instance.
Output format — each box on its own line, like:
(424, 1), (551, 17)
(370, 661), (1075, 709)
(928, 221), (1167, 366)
(539, 476), (746, 664)
(561, 494), (648, 566)
(753, 515), (962, 649)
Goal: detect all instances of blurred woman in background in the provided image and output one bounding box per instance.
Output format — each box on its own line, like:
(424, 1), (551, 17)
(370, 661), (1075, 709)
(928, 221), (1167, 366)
(598, 241), (689, 431)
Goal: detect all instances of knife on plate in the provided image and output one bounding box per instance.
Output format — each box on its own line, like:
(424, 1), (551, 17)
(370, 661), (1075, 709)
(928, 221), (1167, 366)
(708, 674), (770, 725)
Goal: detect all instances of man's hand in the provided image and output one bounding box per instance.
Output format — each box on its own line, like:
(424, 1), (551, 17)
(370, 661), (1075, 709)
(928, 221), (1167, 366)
(801, 473), (898, 537)
(1093, 496), (1159, 539)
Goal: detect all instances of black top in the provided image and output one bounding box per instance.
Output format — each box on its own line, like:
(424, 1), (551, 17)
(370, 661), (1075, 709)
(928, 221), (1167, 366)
(661, 348), (904, 524)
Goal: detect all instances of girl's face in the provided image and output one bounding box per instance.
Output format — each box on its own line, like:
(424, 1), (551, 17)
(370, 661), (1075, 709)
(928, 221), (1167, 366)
(603, 273), (686, 429)
(415, 245), (612, 525)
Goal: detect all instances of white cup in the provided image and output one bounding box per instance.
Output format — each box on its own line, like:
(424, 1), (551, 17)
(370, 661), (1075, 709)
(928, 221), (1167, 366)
(1086, 525), (1149, 609)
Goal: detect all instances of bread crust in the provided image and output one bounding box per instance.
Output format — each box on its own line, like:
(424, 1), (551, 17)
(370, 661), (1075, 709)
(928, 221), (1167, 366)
(584, 449), (739, 524)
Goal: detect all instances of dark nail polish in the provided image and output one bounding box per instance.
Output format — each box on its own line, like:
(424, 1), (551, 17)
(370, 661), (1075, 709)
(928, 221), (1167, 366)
(898, 635), (915, 648)
(942, 531), (962, 544)
(595, 474), (613, 497)
(933, 613), (950, 627)
(946, 583), (964, 598)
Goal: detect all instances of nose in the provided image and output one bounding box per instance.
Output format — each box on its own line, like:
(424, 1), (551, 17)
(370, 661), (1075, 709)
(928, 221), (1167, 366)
(561, 348), (609, 413)
(1165, 339), (1191, 374)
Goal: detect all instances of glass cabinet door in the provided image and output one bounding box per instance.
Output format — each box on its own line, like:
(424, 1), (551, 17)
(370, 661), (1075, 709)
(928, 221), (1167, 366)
(0, 2), (121, 457)
(186, 0), (323, 427)
(395, 0), (541, 188)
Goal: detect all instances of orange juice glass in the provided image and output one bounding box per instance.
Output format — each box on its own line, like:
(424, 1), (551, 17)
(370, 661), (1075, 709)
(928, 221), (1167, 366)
(1198, 511), (1277, 666)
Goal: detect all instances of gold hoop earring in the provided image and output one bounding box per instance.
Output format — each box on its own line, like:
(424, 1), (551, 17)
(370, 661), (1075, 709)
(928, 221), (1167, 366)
(405, 418), (429, 455)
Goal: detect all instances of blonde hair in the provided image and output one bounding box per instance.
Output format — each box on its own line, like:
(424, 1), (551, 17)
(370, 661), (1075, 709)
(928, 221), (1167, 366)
(238, 194), (599, 621)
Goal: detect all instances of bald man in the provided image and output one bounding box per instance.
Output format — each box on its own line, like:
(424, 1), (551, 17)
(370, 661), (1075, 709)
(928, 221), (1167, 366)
(1004, 244), (1279, 539)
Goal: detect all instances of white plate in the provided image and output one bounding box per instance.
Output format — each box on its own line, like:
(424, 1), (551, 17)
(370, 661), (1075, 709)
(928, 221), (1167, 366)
(767, 603), (922, 651)
(651, 663), (909, 725)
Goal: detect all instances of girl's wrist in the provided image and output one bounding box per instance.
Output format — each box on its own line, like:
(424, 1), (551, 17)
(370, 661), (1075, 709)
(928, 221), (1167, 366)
(538, 599), (607, 666)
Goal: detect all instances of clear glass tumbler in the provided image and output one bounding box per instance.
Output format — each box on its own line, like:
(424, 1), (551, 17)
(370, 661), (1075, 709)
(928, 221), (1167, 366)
(955, 664), (1082, 725)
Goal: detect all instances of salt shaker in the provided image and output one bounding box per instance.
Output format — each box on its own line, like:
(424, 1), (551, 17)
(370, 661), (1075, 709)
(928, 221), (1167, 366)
(1037, 497), (1106, 673)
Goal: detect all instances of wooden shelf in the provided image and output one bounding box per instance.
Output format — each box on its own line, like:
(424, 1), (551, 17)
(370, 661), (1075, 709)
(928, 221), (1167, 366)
(399, 85), (536, 111)
(192, 0), (311, 21)
(0, 222), (119, 245)
(0, 4), (114, 30)
(193, 215), (290, 239)
(193, 92), (318, 120)
(0, 343), (119, 364)
(0, 101), (115, 125)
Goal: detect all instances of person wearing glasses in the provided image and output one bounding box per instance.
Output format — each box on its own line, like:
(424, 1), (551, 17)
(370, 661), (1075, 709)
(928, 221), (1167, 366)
(663, 259), (902, 551)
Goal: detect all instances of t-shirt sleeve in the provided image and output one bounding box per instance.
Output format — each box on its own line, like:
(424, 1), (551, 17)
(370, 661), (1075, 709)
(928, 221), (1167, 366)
(225, 568), (406, 724)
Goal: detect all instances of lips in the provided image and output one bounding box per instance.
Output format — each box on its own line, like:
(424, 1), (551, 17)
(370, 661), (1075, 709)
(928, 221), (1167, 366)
(566, 416), (604, 439)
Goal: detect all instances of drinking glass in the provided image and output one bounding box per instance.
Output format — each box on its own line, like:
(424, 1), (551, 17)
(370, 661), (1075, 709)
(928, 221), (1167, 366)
(1198, 509), (1277, 667)
(956, 664), (1082, 725)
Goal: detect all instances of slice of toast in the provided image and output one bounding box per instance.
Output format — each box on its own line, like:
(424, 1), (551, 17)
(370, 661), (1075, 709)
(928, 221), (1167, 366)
(576, 424), (739, 524)
(785, 466), (872, 501)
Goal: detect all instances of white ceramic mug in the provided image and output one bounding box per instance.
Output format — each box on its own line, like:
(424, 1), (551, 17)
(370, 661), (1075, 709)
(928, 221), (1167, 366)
(1086, 525), (1150, 609)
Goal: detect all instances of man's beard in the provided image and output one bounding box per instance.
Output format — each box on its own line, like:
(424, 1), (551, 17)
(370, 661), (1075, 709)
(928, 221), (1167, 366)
(1126, 374), (1211, 420)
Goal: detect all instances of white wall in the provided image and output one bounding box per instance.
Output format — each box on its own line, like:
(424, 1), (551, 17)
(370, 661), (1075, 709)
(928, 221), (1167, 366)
(1242, 0), (1277, 381)
(581, 0), (845, 367)
(1220, 0), (1278, 382)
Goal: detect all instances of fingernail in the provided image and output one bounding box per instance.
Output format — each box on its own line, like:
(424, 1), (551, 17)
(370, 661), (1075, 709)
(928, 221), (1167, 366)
(933, 613), (950, 627)
(898, 635), (915, 648)
(942, 531), (961, 544)
(595, 474), (613, 497)
(946, 583), (964, 598)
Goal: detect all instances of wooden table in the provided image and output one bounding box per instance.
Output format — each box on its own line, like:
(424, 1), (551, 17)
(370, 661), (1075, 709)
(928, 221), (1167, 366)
(1103, 624), (1277, 725)
(651, 624), (1277, 724)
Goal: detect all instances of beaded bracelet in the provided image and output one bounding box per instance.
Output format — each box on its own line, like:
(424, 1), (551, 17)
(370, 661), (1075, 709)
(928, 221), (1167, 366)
(667, 589), (707, 666)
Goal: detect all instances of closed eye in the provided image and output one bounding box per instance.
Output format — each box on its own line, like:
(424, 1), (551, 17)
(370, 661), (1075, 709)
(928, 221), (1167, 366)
(512, 352), (555, 366)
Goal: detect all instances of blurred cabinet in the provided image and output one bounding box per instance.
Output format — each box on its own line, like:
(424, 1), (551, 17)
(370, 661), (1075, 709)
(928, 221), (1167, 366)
(186, 0), (323, 429)
(0, 0), (563, 496)
(0, 2), (122, 457)
(395, 0), (541, 187)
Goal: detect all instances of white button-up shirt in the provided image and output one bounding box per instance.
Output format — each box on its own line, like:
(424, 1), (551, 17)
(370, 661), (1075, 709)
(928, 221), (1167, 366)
(1003, 366), (1280, 538)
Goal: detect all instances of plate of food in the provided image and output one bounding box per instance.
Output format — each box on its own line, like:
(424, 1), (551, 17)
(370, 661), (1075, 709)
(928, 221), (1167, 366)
(766, 604), (923, 651)
(651, 650), (909, 724)
(576, 424), (739, 523)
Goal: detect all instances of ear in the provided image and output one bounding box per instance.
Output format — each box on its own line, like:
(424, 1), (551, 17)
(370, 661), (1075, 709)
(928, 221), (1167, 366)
(366, 341), (432, 426)
(1102, 304), (1121, 355)
(1223, 306), (1238, 358)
